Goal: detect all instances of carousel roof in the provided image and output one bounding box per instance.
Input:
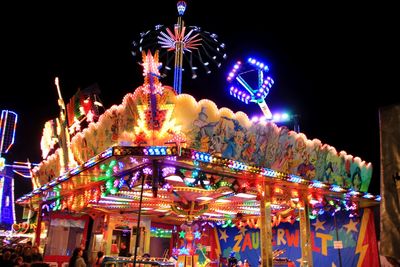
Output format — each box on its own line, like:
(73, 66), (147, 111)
(16, 145), (379, 225)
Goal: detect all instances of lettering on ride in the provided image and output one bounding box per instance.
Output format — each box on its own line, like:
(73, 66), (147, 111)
(231, 228), (334, 256)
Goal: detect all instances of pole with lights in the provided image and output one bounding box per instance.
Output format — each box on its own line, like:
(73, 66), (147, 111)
(173, 0), (187, 94)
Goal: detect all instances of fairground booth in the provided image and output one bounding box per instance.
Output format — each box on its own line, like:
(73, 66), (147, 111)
(16, 51), (380, 267)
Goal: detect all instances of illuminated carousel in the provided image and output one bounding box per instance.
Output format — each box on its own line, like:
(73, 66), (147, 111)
(16, 50), (380, 267)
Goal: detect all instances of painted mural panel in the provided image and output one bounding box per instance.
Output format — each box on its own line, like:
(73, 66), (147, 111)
(173, 96), (372, 191)
(33, 80), (373, 192)
(214, 208), (379, 267)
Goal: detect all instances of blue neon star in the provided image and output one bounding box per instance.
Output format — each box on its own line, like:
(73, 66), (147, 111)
(194, 231), (201, 239)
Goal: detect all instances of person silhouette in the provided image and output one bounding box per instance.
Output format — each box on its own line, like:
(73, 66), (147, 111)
(228, 252), (238, 267)
(94, 251), (105, 267)
(118, 242), (129, 257)
(68, 247), (86, 267)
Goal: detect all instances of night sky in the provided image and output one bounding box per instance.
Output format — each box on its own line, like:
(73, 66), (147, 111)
(1, 1), (397, 221)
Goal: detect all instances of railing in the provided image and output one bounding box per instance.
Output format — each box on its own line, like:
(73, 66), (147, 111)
(102, 256), (175, 267)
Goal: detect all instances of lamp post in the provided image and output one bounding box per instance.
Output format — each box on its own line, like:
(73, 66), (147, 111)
(255, 112), (300, 133)
(292, 114), (300, 133)
(132, 171), (146, 266)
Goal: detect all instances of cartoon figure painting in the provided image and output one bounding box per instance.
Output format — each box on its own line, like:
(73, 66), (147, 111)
(181, 101), (371, 191)
(322, 161), (334, 183)
(241, 134), (256, 162)
(297, 153), (316, 179)
(271, 127), (295, 173)
(271, 144), (294, 174)
(190, 107), (218, 152)
(351, 166), (362, 191)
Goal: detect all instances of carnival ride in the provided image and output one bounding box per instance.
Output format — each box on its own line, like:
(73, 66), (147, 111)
(227, 57), (274, 119)
(13, 1), (380, 267)
(0, 109), (18, 229)
(15, 50), (380, 267)
(131, 0), (226, 94)
(0, 110), (39, 246)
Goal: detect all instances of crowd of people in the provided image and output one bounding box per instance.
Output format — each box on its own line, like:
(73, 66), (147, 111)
(1, 242), (105, 267)
(0, 241), (47, 267)
(2, 241), (153, 267)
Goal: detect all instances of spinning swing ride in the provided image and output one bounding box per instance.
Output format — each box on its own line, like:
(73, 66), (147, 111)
(131, 0), (227, 95)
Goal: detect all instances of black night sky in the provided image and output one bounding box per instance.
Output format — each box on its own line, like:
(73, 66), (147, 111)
(1, 1), (397, 222)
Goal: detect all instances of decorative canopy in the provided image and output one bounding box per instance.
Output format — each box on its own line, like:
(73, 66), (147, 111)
(17, 52), (379, 225)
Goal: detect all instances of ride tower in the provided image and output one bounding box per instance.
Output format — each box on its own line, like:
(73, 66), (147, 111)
(0, 110), (18, 229)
